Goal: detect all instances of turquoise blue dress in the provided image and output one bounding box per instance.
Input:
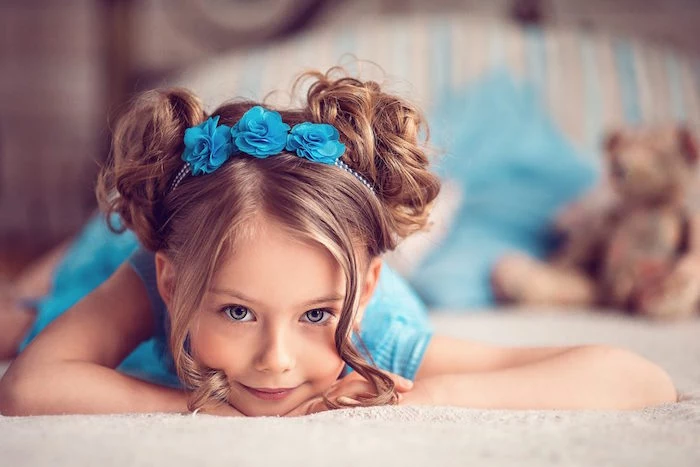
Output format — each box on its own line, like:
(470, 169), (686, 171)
(19, 213), (433, 386)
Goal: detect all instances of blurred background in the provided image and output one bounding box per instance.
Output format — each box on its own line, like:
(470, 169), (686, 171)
(1, 0), (699, 301)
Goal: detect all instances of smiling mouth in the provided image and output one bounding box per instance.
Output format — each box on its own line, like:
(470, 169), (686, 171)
(240, 384), (299, 401)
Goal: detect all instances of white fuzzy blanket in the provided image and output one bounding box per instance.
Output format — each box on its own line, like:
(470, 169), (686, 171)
(1, 308), (699, 467)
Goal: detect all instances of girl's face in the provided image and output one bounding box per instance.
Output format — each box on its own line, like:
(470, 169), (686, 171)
(159, 217), (381, 417)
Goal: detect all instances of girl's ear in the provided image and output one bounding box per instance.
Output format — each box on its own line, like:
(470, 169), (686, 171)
(354, 257), (383, 327)
(154, 250), (176, 311)
(360, 257), (383, 306)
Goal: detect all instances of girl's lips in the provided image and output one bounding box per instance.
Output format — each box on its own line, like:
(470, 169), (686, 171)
(241, 384), (298, 401)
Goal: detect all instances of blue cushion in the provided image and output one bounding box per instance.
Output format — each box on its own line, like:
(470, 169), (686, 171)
(409, 71), (599, 309)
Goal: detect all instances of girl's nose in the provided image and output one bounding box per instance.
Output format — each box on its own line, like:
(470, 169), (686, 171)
(254, 328), (295, 373)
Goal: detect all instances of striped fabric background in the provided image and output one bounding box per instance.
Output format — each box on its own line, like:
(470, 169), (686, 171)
(175, 13), (700, 160)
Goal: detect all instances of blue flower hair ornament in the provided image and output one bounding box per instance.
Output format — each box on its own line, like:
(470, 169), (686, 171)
(182, 115), (234, 176)
(230, 106), (290, 157)
(172, 105), (372, 194)
(286, 122), (346, 164)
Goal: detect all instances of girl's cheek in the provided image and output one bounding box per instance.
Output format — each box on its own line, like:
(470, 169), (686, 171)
(303, 327), (345, 377)
(189, 315), (244, 370)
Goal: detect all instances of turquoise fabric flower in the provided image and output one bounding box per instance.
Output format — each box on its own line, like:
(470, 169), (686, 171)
(286, 122), (346, 164)
(230, 106), (290, 157)
(182, 116), (233, 175)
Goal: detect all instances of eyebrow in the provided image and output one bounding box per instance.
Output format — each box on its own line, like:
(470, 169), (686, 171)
(209, 288), (344, 307)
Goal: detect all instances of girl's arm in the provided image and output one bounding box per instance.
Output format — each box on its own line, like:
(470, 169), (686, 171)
(403, 336), (677, 410)
(0, 263), (189, 416)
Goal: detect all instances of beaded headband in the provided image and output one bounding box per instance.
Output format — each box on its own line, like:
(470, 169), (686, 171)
(168, 106), (376, 195)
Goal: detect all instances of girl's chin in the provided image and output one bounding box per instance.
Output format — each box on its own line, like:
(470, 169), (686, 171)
(228, 390), (305, 417)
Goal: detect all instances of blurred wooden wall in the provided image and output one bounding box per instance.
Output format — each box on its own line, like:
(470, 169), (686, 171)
(0, 0), (698, 276)
(0, 0), (327, 272)
(0, 0), (111, 263)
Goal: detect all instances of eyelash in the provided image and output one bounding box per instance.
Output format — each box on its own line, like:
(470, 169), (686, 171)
(219, 305), (336, 326)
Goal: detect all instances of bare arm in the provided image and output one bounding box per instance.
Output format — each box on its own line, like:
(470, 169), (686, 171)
(406, 336), (677, 410)
(0, 263), (189, 415)
(0, 362), (187, 415)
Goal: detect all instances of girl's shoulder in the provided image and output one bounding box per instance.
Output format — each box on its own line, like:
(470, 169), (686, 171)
(367, 264), (429, 324)
(357, 264), (432, 380)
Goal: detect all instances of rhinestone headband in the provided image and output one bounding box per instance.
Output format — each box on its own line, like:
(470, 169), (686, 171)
(168, 159), (375, 195)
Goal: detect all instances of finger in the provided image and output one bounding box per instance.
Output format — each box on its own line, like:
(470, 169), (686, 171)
(336, 396), (361, 406)
(376, 370), (413, 392)
(390, 374), (414, 392)
(397, 391), (415, 406)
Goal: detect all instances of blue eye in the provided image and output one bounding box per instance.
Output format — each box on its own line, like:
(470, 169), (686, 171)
(223, 305), (254, 322)
(303, 309), (332, 324)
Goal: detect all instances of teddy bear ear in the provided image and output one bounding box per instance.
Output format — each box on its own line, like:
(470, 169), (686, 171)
(603, 129), (623, 154)
(679, 127), (699, 166)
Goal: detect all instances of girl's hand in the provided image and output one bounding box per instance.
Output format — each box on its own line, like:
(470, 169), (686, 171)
(397, 379), (440, 406)
(285, 370), (414, 416)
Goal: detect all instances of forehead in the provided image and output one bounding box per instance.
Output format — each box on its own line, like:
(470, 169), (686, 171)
(212, 217), (346, 305)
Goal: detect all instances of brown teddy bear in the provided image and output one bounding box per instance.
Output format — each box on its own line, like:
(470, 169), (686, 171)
(491, 126), (700, 318)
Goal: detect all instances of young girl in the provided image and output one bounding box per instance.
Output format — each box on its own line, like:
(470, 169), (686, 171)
(0, 68), (677, 417)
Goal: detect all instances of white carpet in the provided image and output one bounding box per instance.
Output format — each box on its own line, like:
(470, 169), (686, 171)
(1, 308), (699, 467)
